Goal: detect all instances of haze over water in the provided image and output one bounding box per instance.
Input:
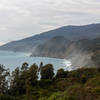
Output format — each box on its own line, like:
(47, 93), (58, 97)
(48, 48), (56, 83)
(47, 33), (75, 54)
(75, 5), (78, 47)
(0, 50), (72, 72)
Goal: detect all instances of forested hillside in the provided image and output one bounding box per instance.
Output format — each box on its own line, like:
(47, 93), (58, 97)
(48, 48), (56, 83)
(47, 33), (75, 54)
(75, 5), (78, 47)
(1, 62), (100, 100)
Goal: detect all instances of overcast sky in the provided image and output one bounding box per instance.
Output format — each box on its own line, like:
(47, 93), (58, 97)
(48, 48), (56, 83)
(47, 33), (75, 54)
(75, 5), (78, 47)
(0, 0), (100, 45)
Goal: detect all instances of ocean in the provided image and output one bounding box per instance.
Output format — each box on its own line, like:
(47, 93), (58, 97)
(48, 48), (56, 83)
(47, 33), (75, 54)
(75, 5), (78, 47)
(0, 50), (72, 72)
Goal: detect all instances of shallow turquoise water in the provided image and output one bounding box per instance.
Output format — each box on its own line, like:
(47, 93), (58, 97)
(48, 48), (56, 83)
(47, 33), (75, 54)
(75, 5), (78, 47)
(0, 51), (72, 72)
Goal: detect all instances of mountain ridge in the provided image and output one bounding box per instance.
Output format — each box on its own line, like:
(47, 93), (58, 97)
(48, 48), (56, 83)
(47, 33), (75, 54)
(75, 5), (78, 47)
(1, 23), (100, 52)
(1, 23), (100, 67)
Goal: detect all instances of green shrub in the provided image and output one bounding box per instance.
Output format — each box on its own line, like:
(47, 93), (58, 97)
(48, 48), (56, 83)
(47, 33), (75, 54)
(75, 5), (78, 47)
(0, 94), (17, 100)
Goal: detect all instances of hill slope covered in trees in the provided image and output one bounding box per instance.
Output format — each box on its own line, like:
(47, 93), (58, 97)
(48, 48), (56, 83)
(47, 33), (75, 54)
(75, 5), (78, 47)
(1, 62), (100, 100)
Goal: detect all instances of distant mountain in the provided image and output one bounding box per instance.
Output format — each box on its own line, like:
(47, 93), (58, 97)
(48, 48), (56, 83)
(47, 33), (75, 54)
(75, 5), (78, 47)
(31, 36), (70, 58)
(1, 23), (100, 68)
(63, 37), (100, 68)
(0, 23), (100, 52)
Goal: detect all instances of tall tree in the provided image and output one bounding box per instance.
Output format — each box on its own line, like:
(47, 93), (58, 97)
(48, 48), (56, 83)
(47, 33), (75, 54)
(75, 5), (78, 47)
(26, 64), (38, 100)
(56, 68), (67, 78)
(40, 64), (54, 79)
(0, 65), (9, 94)
(21, 62), (29, 71)
(26, 64), (38, 85)
(10, 67), (21, 96)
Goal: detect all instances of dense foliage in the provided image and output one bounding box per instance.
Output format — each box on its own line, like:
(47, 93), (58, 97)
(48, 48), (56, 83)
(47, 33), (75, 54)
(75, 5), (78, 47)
(1, 62), (100, 100)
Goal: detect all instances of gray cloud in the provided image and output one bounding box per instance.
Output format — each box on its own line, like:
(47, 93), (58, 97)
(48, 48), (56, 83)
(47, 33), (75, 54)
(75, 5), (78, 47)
(0, 0), (100, 44)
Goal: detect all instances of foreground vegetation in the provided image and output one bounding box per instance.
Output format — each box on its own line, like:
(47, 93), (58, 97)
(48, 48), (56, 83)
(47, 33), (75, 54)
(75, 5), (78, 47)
(1, 62), (100, 100)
